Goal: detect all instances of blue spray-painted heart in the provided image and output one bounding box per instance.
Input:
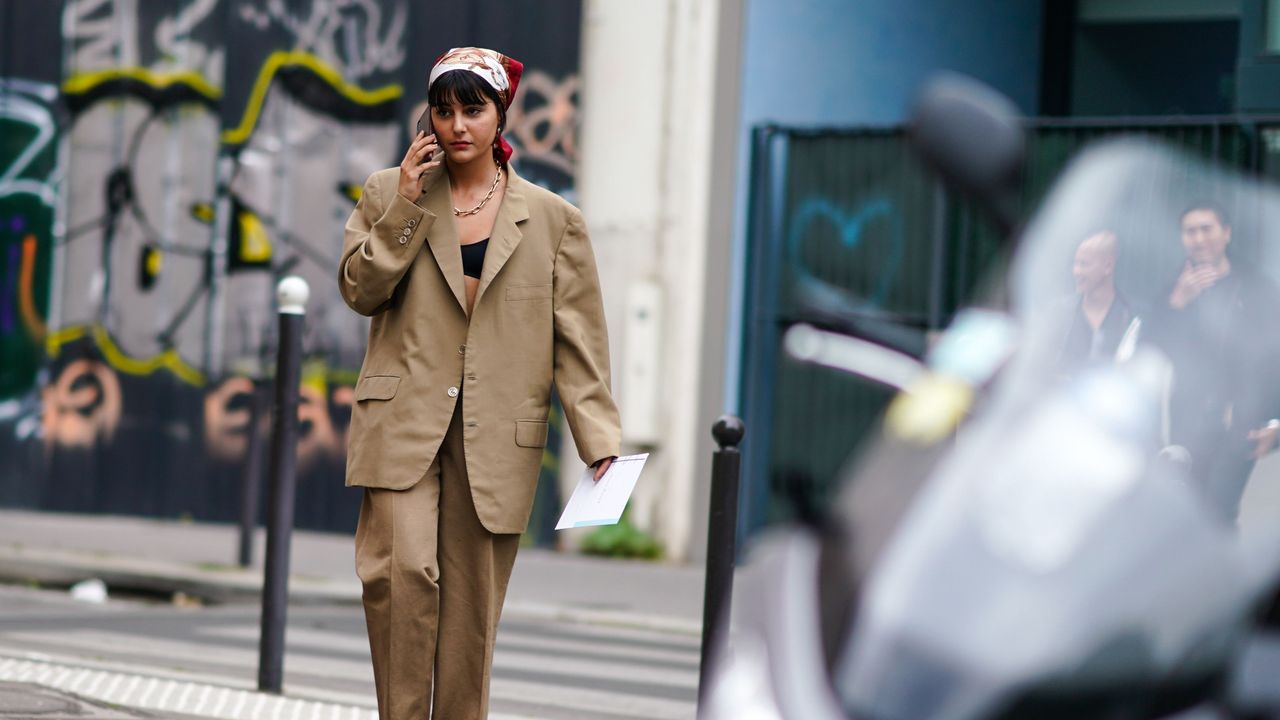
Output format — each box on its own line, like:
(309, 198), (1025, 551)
(787, 196), (904, 307)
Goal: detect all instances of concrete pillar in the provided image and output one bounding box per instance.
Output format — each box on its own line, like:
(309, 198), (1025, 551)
(566, 0), (744, 561)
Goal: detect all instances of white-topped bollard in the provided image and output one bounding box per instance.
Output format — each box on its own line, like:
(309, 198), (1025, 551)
(275, 275), (310, 315)
(259, 275), (310, 693)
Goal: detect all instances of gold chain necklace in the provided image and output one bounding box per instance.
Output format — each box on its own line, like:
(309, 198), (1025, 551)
(453, 162), (503, 217)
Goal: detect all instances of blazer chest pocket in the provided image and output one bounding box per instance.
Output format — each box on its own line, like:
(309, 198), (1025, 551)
(355, 375), (400, 401)
(514, 420), (549, 448)
(506, 284), (552, 301)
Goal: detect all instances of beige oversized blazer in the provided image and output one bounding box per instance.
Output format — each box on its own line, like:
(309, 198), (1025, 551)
(339, 163), (621, 534)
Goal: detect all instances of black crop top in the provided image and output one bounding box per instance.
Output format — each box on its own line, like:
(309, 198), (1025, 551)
(461, 238), (489, 279)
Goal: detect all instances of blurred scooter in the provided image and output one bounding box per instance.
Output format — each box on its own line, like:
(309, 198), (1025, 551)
(701, 75), (1280, 720)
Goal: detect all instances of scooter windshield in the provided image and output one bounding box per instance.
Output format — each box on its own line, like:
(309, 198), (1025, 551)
(831, 139), (1280, 720)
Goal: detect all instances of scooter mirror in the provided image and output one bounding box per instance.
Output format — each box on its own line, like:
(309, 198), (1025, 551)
(909, 72), (1025, 236)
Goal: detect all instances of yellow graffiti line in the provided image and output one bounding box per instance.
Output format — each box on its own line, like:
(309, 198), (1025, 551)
(328, 368), (360, 386)
(62, 67), (222, 102)
(46, 324), (205, 387)
(301, 359), (329, 396)
(90, 326), (205, 386)
(46, 325), (87, 356)
(221, 50), (403, 145)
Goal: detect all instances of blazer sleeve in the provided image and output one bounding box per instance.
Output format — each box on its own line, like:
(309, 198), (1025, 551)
(338, 170), (430, 316)
(553, 209), (622, 465)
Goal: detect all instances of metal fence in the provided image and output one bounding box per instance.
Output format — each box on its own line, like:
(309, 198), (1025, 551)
(738, 116), (1280, 538)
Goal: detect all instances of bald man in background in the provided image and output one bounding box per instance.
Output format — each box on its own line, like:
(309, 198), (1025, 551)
(1056, 231), (1139, 375)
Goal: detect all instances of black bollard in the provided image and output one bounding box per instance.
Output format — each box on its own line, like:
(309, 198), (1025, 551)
(698, 415), (745, 705)
(237, 382), (266, 568)
(258, 276), (309, 694)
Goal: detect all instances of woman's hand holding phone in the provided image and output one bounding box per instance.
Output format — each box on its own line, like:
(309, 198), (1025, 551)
(398, 130), (441, 203)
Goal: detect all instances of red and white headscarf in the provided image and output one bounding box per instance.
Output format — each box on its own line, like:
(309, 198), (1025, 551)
(428, 47), (524, 164)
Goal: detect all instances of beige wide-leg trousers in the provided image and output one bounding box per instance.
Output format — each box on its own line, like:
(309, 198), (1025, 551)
(354, 404), (521, 720)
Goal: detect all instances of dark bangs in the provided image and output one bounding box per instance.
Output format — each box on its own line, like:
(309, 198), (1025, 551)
(1181, 200), (1231, 228)
(428, 69), (501, 109)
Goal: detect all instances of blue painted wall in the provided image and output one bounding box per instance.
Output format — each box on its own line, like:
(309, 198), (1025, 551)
(740, 0), (1043, 127)
(724, 0), (1045, 410)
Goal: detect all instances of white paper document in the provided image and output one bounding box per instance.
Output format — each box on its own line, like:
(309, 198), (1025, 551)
(555, 453), (649, 530)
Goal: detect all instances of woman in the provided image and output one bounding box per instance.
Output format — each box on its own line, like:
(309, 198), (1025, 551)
(338, 47), (621, 720)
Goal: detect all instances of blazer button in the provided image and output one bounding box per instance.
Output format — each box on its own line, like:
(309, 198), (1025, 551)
(457, 344), (465, 355)
(447, 387), (459, 398)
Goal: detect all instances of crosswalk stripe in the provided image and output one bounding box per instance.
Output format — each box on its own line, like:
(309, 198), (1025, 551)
(192, 621), (703, 690)
(497, 633), (700, 666)
(500, 618), (702, 650)
(489, 677), (693, 719)
(12, 626), (696, 697)
(3, 629), (375, 682)
(195, 625), (370, 655)
(494, 647), (697, 689)
(197, 623), (699, 667)
(9, 626), (696, 692)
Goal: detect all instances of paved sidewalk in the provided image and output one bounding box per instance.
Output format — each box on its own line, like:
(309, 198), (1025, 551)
(0, 510), (705, 632)
(0, 679), (167, 719)
(0, 510), (708, 719)
(0, 657), (376, 720)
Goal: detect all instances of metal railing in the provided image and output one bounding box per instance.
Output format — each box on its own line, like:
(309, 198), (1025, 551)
(737, 115), (1280, 540)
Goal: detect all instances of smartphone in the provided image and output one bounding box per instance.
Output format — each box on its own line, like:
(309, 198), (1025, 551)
(414, 107), (438, 184)
(415, 106), (433, 138)
(419, 106), (445, 159)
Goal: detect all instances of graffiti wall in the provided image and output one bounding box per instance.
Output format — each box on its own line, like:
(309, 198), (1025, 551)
(0, 0), (583, 535)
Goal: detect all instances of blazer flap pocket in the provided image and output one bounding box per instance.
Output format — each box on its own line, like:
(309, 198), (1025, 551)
(355, 375), (401, 401)
(514, 420), (549, 448)
(506, 284), (553, 301)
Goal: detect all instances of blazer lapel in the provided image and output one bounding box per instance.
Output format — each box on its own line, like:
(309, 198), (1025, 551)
(416, 166), (468, 313)
(473, 168), (530, 309)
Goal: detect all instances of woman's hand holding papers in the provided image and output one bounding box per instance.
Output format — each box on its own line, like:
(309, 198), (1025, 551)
(592, 456), (616, 482)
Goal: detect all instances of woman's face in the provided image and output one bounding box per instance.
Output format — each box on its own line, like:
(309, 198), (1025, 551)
(431, 95), (500, 165)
